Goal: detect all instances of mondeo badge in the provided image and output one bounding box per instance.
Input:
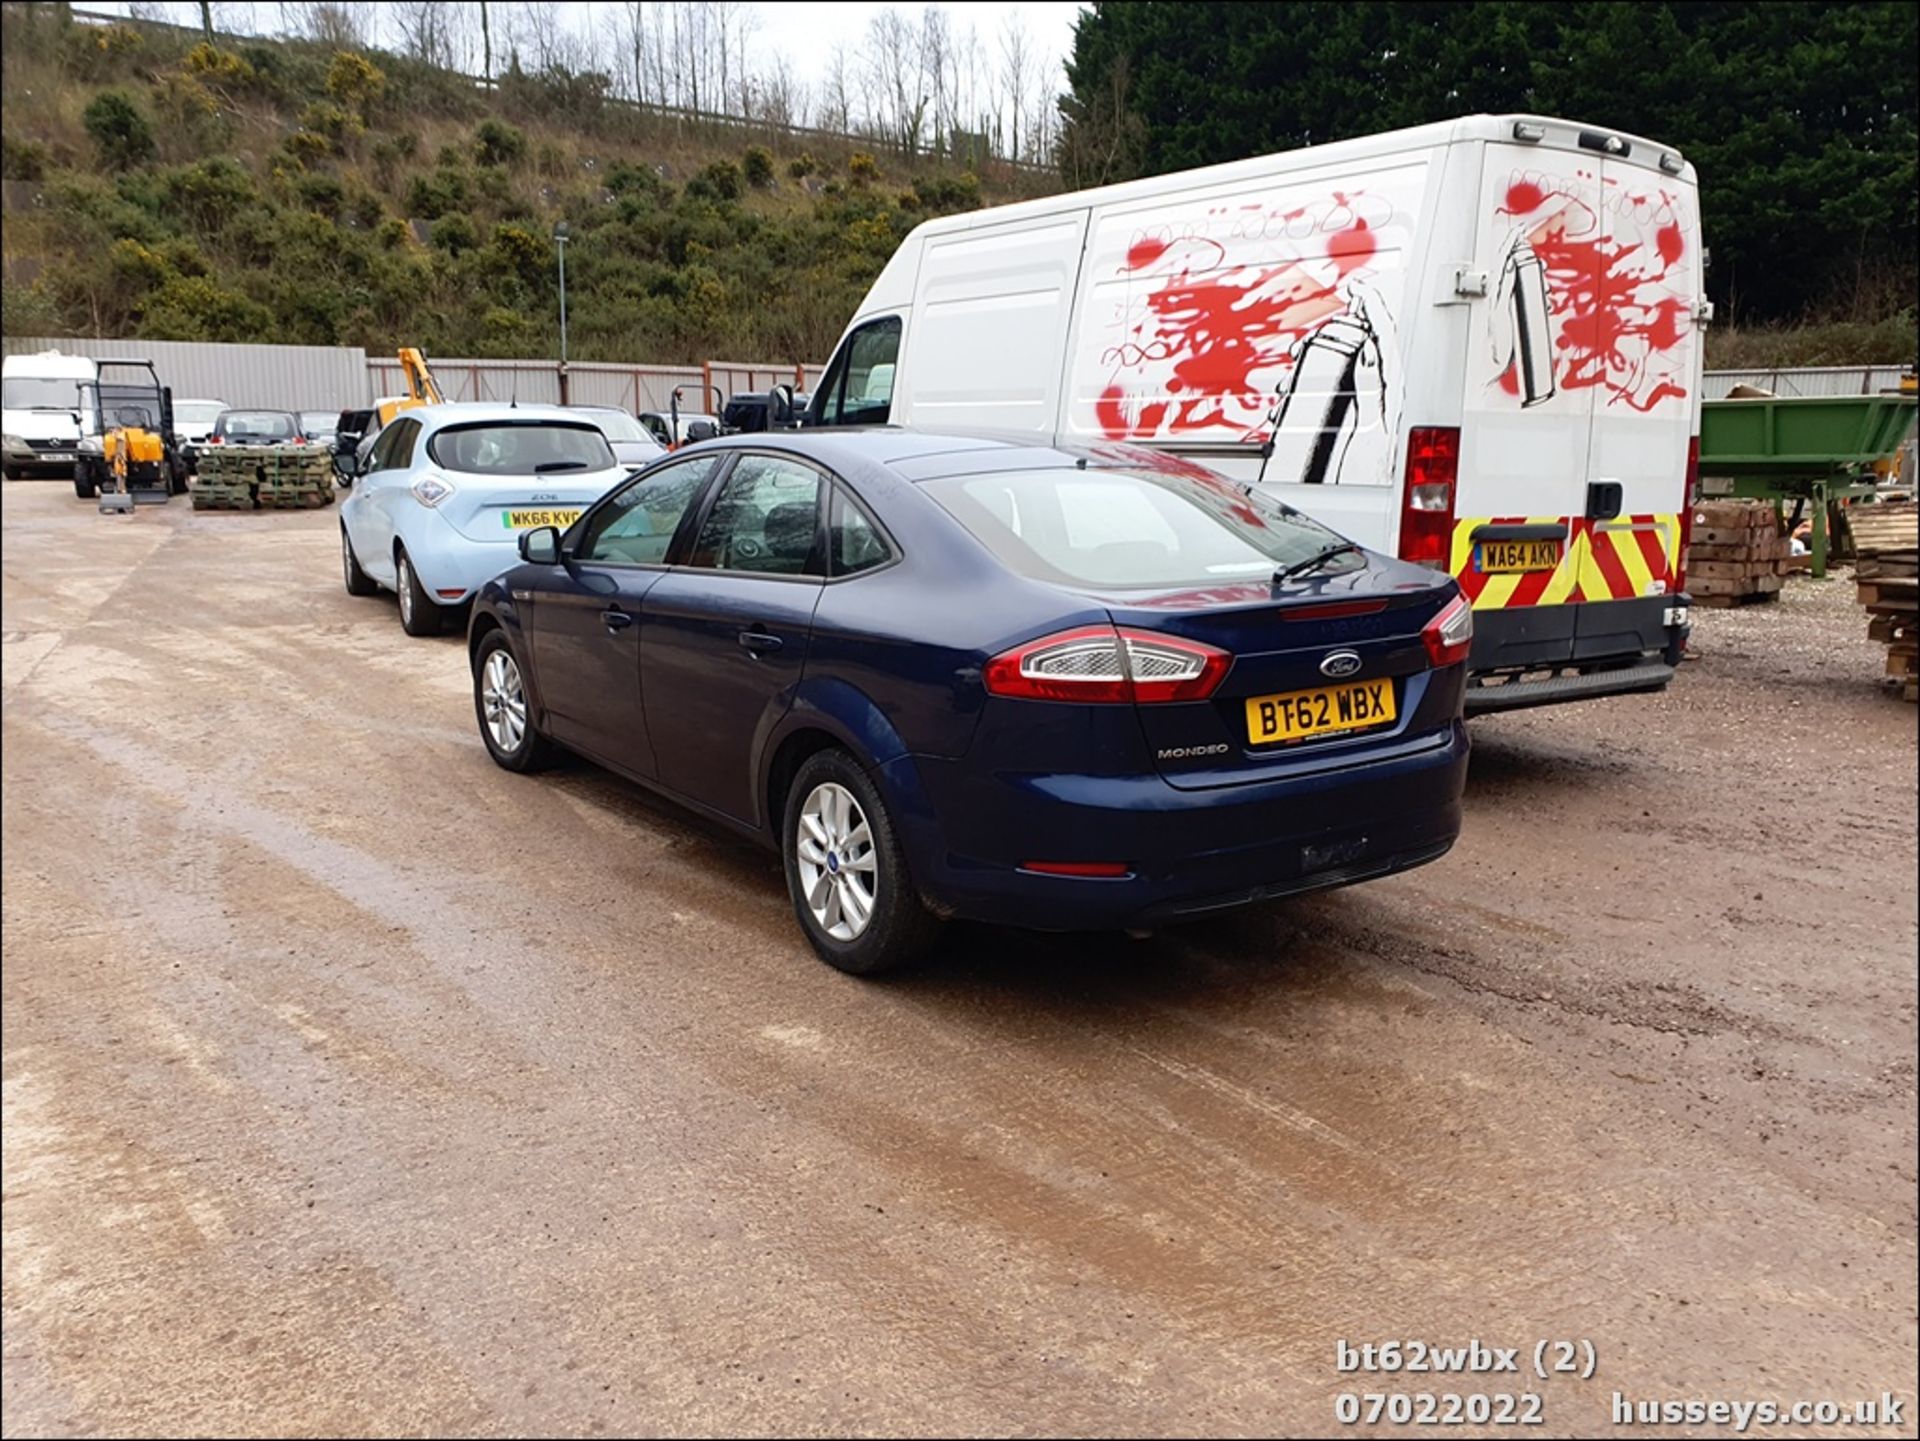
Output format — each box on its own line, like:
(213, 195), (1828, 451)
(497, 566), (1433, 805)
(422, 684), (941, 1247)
(1320, 650), (1363, 678)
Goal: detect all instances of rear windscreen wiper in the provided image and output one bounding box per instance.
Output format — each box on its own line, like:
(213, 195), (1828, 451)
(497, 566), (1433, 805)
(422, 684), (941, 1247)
(533, 460), (591, 472)
(1274, 542), (1363, 583)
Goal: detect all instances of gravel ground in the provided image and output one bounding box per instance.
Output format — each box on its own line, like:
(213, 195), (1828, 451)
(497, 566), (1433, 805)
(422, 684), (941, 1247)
(2, 482), (1914, 1437)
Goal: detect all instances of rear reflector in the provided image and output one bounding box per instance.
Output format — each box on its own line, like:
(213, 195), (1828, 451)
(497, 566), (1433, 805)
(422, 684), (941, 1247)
(1020, 861), (1131, 878)
(985, 624), (1230, 704)
(1421, 594), (1473, 668)
(1398, 426), (1459, 569)
(436, 588), (466, 599)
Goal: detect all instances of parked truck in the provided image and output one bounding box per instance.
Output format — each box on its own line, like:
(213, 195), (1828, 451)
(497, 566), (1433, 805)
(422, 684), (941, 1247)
(803, 113), (1709, 714)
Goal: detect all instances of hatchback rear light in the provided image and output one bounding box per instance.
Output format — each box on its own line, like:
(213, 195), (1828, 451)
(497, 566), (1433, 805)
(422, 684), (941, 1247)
(1398, 426), (1459, 569)
(1421, 594), (1474, 668)
(1674, 434), (1701, 593)
(984, 624), (1230, 704)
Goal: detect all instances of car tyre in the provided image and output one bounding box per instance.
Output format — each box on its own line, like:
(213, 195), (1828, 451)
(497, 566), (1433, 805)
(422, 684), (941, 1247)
(782, 749), (939, 976)
(341, 526), (379, 597)
(395, 545), (442, 637)
(472, 630), (557, 772)
(73, 464), (99, 500)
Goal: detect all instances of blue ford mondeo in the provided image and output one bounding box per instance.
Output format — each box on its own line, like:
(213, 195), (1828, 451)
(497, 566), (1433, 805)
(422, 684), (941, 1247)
(467, 431), (1470, 974)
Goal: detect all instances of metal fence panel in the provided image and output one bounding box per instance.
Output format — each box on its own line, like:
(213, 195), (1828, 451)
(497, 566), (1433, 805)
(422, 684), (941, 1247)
(3, 335), (370, 410)
(1703, 366), (1908, 399)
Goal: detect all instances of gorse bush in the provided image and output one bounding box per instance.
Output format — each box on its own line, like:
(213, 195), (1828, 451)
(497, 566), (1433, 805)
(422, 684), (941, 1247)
(0, 1), (1051, 363)
(82, 91), (155, 169)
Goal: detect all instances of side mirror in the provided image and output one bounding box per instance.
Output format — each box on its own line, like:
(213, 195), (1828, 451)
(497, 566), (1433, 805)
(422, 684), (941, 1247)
(331, 444), (360, 485)
(684, 420), (718, 443)
(518, 525), (562, 564)
(768, 384), (796, 428)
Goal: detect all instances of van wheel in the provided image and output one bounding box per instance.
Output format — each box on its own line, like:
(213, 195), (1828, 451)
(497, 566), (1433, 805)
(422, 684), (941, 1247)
(395, 546), (442, 637)
(73, 466), (99, 500)
(782, 749), (938, 976)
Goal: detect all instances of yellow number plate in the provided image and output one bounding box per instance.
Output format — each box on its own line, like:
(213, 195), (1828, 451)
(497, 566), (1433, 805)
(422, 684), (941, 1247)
(1244, 678), (1397, 746)
(502, 508), (582, 530)
(1477, 539), (1561, 573)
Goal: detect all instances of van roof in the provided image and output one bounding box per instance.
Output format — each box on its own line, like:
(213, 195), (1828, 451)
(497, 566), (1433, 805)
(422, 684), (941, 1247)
(900, 112), (1695, 245)
(3, 350), (99, 379)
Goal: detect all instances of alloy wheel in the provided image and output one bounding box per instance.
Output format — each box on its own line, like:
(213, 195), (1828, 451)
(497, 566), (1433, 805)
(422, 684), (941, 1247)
(796, 781), (878, 941)
(480, 649), (527, 754)
(397, 555), (413, 625)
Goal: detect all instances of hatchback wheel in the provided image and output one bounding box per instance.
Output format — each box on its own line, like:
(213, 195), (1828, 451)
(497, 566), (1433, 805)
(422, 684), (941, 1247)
(783, 749), (938, 975)
(395, 546), (442, 637)
(472, 631), (556, 771)
(341, 527), (378, 596)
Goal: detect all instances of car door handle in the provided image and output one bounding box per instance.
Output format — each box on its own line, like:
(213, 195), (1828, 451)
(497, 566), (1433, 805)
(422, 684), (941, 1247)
(602, 608), (634, 631)
(738, 629), (783, 653)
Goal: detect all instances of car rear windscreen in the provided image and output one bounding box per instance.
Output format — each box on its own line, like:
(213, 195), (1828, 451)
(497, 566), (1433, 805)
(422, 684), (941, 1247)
(427, 423), (615, 475)
(923, 467), (1348, 589)
(220, 412), (296, 440)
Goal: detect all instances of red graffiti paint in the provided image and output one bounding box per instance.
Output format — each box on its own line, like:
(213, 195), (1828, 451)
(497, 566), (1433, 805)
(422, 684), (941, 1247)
(1327, 218), (1376, 276)
(1496, 362), (1520, 396)
(1508, 180), (1693, 411)
(1503, 180), (1546, 214)
(1655, 222), (1684, 266)
(1125, 235), (1170, 271)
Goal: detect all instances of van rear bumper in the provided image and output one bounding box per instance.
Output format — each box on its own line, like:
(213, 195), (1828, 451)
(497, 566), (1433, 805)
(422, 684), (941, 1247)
(1465, 594), (1689, 714)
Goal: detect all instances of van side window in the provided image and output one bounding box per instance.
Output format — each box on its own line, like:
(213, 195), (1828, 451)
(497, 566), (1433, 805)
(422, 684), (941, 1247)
(815, 317), (902, 427)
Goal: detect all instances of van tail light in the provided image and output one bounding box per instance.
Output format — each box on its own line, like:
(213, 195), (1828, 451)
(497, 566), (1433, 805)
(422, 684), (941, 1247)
(1398, 426), (1459, 569)
(984, 624), (1230, 704)
(1421, 594), (1474, 668)
(1674, 435), (1701, 593)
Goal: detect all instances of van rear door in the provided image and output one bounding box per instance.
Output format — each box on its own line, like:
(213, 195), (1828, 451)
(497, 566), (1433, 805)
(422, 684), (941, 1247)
(1573, 157), (1700, 656)
(1454, 141), (1602, 669)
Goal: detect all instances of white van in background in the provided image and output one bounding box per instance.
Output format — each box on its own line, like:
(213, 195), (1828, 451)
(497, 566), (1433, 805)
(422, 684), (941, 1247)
(2, 350), (98, 480)
(805, 114), (1709, 713)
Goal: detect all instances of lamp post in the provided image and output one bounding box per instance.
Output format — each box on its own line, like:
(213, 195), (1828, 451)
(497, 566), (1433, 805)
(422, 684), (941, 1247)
(554, 221), (571, 405)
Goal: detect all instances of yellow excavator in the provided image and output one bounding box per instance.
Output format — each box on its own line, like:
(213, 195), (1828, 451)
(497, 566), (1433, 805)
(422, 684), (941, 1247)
(77, 360), (187, 513)
(331, 348), (447, 485)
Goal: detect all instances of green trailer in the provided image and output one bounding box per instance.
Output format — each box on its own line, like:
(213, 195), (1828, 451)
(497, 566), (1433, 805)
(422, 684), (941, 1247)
(1697, 391), (1917, 578)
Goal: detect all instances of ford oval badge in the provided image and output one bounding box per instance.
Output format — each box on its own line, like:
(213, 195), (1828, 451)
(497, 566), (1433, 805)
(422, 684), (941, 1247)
(1320, 650), (1363, 679)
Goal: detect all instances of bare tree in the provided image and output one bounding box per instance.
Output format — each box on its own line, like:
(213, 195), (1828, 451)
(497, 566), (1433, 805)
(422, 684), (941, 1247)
(864, 7), (927, 156)
(920, 5), (952, 153)
(617, 1), (647, 104)
(821, 40), (854, 134)
(479, 0), (492, 81)
(997, 11), (1032, 163)
(391, 0), (458, 68)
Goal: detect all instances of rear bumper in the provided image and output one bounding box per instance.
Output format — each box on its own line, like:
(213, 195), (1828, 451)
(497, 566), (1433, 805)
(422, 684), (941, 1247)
(888, 722), (1468, 931)
(1466, 595), (1689, 713)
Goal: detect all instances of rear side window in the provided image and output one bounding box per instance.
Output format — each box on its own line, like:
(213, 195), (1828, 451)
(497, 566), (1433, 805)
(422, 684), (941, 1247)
(428, 422), (615, 475)
(829, 485), (894, 577)
(923, 467), (1347, 589)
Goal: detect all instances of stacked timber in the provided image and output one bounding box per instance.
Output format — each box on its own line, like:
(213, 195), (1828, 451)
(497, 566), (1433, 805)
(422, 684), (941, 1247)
(191, 443), (334, 511)
(1685, 499), (1788, 607)
(1851, 501), (1918, 702)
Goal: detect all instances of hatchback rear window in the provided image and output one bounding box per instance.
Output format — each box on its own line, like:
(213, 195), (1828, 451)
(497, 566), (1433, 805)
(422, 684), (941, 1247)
(218, 411), (296, 440)
(427, 422), (615, 475)
(923, 467), (1349, 589)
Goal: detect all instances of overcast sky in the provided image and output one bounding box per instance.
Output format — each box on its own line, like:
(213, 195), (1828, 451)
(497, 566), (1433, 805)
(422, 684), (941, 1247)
(103, 3), (1091, 110)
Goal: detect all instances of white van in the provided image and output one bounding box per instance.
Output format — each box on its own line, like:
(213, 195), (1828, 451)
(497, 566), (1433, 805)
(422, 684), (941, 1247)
(805, 114), (1708, 712)
(2, 350), (98, 480)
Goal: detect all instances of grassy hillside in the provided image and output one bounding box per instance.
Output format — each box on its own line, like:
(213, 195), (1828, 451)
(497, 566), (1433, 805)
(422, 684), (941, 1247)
(0, 6), (1053, 365)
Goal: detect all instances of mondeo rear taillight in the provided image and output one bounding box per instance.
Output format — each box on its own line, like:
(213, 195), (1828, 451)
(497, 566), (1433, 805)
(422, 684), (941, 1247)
(1421, 594), (1474, 668)
(1398, 426), (1460, 569)
(984, 624), (1230, 704)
